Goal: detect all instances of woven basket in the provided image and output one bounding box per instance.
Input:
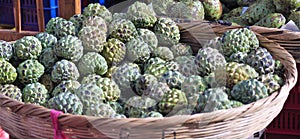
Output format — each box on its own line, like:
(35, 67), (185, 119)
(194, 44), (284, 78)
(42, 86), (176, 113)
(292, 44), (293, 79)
(0, 21), (298, 139)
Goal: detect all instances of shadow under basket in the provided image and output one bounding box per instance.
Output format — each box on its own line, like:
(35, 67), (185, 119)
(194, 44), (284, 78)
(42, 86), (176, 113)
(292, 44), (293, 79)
(0, 21), (298, 139)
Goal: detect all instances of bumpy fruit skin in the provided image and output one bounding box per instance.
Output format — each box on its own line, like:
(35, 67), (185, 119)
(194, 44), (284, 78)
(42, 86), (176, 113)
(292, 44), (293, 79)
(108, 101), (125, 114)
(126, 38), (151, 64)
(35, 32), (57, 49)
(175, 56), (199, 77)
(273, 0), (300, 16)
(150, 0), (174, 16)
(127, 1), (157, 28)
(54, 20), (76, 38)
(195, 47), (226, 76)
(0, 84), (22, 102)
(0, 59), (17, 84)
(22, 82), (49, 106)
(14, 36), (42, 60)
(105, 66), (119, 78)
(48, 91), (83, 115)
(257, 74), (284, 94)
(132, 74), (158, 96)
(170, 43), (193, 57)
(17, 60), (44, 84)
(222, 7), (243, 19)
(202, 0), (223, 20)
(158, 88), (188, 115)
(144, 62), (168, 79)
(54, 35), (83, 62)
(81, 74), (121, 102)
(75, 83), (104, 113)
(82, 16), (107, 33)
(221, 28), (259, 57)
(85, 103), (116, 117)
(46, 17), (65, 35)
(228, 52), (247, 63)
(153, 47), (174, 61)
(101, 38), (126, 66)
(154, 17), (180, 46)
(77, 52), (108, 76)
(51, 60), (80, 83)
(109, 19), (137, 43)
(39, 74), (54, 93)
(167, 1), (205, 20)
(203, 37), (223, 51)
(145, 82), (171, 101)
(69, 14), (85, 34)
(83, 3), (112, 23)
(0, 40), (14, 61)
(246, 47), (275, 75)
(230, 100), (244, 108)
(254, 13), (286, 28)
(39, 47), (58, 73)
(143, 111), (164, 118)
(288, 11), (300, 29)
(137, 29), (158, 53)
(160, 70), (185, 89)
(231, 79), (268, 104)
(78, 26), (106, 52)
(52, 80), (81, 96)
(124, 96), (157, 118)
(112, 13), (128, 21)
(195, 87), (231, 113)
(112, 63), (141, 89)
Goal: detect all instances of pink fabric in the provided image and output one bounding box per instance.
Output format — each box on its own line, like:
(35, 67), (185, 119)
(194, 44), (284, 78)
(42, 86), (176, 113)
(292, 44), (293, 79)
(50, 110), (68, 139)
(0, 127), (9, 139)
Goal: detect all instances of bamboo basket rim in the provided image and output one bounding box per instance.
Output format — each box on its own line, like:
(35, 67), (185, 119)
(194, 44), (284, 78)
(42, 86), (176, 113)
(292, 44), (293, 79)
(0, 21), (298, 139)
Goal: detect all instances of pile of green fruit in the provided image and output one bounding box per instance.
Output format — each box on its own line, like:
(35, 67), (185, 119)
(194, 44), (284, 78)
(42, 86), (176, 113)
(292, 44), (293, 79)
(0, 2), (285, 118)
(142, 0), (300, 29)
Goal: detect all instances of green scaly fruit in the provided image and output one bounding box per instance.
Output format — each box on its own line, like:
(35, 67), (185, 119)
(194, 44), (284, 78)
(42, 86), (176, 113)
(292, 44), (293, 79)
(131, 74), (158, 96)
(222, 7), (243, 19)
(144, 61), (168, 79)
(0, 58), (17, 84)
(274, 60), (285, 77)
(254, 13), (286, 28)
(81, 74), (121, 102)
(257, 74), (284, 94)
(0, 84), (22, 102)
(143, 111), (164, 118)
(39, 47), (58, 73)
(195, 47), (226, 76)
(127, 1), (157, 28)
(167, 0), (205, 20)
(245, 47), (275, 74)
(144, 57), (166, 70)
(83, 3), (112, 23)
(75, 83), (105, 113)
(273, 0), (300, 16)
(39, 74), (54, 94)
(160, 70), (185, 89)
(124, 96), (157, 118)
(78, 26), (106, 52)
(203, 37), (223, 52)
(14, 36), (42, 60)
(201, 0), (223, 20)
(85, 103), (116, 117)
(54, 20), (76, 38)
(165, 61), (180, 71)
(77, 52), (108, 76)
(0, 40), (13, 61)
(112, 13), (128, 21)
(108, 101), (125, 115)
(109, 19), (138, 43)
(101, 38), (126, 66)
(35, 32), (57, 49)
(231, 79), (268, 104)
(54, 35), (83, 62)
(230, 100), (244, 108)
(195, 87), (231, 113)
(175, 56), (199, 77)
(126, 38), (151, 64)
(69, 14), (86, 34)
(82, 16), (107, 33)
(170, 43), (193, 57)
(17, 60), (44, 84)
(149, 0), (175, 16)
(144, 82), (171, 102)
(52, 80), (81, 96)
(153, 47), (174, 61)
(22, 82), (49, 106)
(288, 10), (300, 29)
(221, 28), (259, 57)
(48, 91), (83, 115)
(158, 88), (188, 115)
(112, 63), (141, 89)
(137, 29), (158, 53)
(51, 60), (79, 84)
(105, 66), (119, 78)
(227, 52), (248, 63)
(45, 17), (65, 35)
(154, 17), (180, 46)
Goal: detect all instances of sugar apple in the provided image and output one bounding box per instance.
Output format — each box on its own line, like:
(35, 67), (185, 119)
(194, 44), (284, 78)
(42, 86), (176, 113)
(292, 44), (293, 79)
(78, 26), (106, 52)
(48, 91), (83, 115)
(35, 32), (57, 49)
(230, 100), (244, 108)
(0, 84), (22, 102)
(38, 47), (58, 73)
(142, 111), (164, 118)
(51, 60), (80, 83)
(101, 38), (126, 66)
(145, 82), (171, 102)
(85, 103), (116, 117)
(126, 38), (151, 64)
(154, 17), (180, 46)
(112, 12), (128, 21)
(105, 66), (119, 78)
(127, 1), (157, 28)
(227, 51), (248, 63)
(53, 20), (76, 38)
(39, 74), (54, 93)
(202, 0), (223, 20)
(149, 0), (174, 16)
(144, 62), (168, 79)
(14, 36), (42, 60)
(82, 16), (107, 33)
(153, 47), (174, 61)
(175, 56), (199, 77)
(257, 74), (284, 94)
(231, 79), (268, 104)
(273, 0), (300, 16)
(109, 19), (138, 43)
(108, 101), (125, 114)
(112, 63), (141, 89)
(83, 3), (112, 23)
(45, 17), (65, 35)
(131, 74), (158, 96)
(167, 0), (205, 20)
(143, 57), (166, 71)
(52, 80), (81, 96)
(77, 52), (108, 76)
(0, 40), (14, 61)
(69, 14), (86, 34)
(170, 43), (193, 57)
(158, 88), (188, 115)
(137, 29), (158, 52)
(0, 58), (17, 84)
(54, 35), (83, 62)
(17, 59), (44, 84)
(254, 13), (286, 28)
(124, 96), (157, 118)
(22, 82), (49, 106)
(203, 37), (223, 52)
(159, 70), (185, 89)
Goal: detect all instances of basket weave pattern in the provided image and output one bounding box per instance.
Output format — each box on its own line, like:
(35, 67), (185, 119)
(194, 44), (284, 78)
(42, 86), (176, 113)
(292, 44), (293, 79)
(0, 22), (298, 139)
